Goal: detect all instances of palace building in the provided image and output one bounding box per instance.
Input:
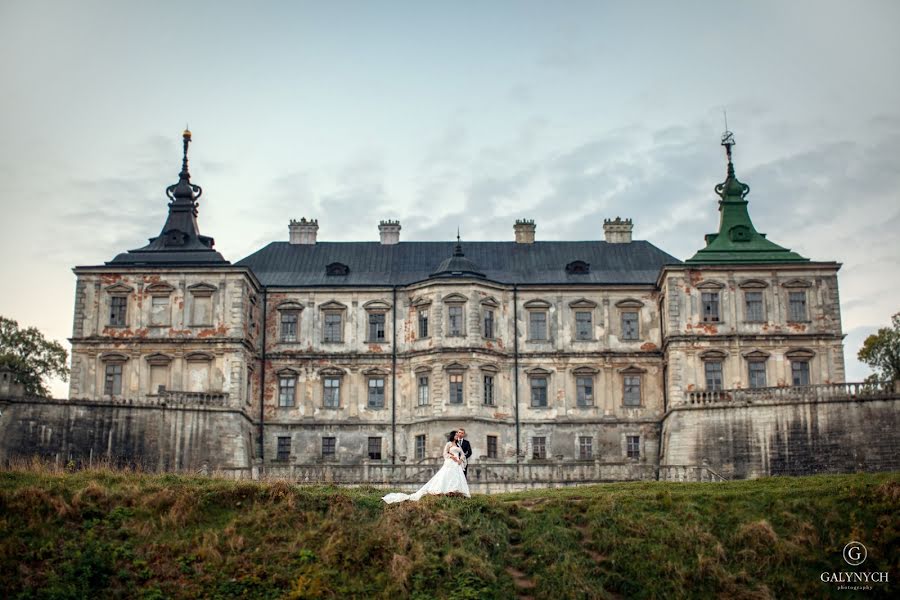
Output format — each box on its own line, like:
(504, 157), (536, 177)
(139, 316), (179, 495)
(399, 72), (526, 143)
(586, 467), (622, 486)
(47, 126), (882, 484)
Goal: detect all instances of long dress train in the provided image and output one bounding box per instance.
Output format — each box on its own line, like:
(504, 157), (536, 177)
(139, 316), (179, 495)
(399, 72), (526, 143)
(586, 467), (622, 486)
(382, 442), (470, 503)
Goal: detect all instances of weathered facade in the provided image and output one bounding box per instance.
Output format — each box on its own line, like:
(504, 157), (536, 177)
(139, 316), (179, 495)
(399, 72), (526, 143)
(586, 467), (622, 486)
(1, 129), (897, 483)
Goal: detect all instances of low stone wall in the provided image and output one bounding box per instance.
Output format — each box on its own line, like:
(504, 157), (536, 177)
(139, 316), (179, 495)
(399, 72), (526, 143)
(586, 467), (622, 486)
(0, 397), (254, 472)
(661, 393), (900, 479)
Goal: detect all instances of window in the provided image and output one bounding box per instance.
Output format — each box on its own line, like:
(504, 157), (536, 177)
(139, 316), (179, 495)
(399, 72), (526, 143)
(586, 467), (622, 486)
(322, 437), (336, 458)
(744, 292), (763, 322)
(417, 375), (429, 406)
(149, 364), (168, 394)
(529, 312), (547, 340)
(281, 312), (298, 341)
(150, 296), (170, 326)
(367, 378), (385, 408)
(623, 375), (641, 406)
(109, 296), (127, 327)
(449, 374), (464, 404)
(368, 437), (382, 460)
(791, 361), (810, 386)
(530, 377), (548, 407)
(532, 436), (546, 460)
(368, 312), (386, 342)
(278, 376), (296, 407)
(483, 375), (495, 406)
(576, 376), (594, 407)
(579, 436), (593, 460)
(277, 436), (291, 461)
(324, 313), (342, 342)
(702, 292), (720, 323)
(191, 295), (213, 326)
(487, 435), (498, 459)
(323, 377), (340, 408)
(626, 435), (640, 459)
(788, 291), (807, 322)
(483, 309), (494, 338)
(418, 309), (429, 338)
(104, 363), (122, 396)
(748, 361), (767, 388)
(415, 435), (426, 460)
(575, 311), (592, 340)
(704, 361), (723, 391)
(621, 312), (638, 340)
(448, 306), (463, 336)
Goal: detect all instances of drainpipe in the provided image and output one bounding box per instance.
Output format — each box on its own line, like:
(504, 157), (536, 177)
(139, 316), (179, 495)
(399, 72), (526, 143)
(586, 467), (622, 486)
(258, 287), (267, 461)
(513, 284), (520, 461)
(391, 286), (397, 464)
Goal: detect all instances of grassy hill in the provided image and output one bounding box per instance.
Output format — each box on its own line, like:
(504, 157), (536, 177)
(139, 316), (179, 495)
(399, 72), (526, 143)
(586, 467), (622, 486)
(0, 469), (897, 599)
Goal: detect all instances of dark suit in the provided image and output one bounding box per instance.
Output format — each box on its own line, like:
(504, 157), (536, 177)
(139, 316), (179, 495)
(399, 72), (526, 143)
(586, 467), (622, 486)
(457, 439), (472, 479)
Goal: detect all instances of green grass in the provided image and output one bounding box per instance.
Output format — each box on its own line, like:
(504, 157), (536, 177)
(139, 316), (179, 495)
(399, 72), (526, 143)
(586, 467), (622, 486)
(0, 469), (897, 599)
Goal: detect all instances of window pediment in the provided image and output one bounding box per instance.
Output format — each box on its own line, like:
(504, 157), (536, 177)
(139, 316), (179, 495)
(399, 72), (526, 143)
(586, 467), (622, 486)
(480, 296), (500, 308)
(100, 352), (129, 362)
(276, 367), (299, 377)
(618, 365), (647, 374)
(410, 296), (432, 308)
(480, 363), (500, 373)
(145, 352), (173, 365)
(738, 279), (768, 289)
(525, 367), (551, 376)
(695, 280), (725, 290)
(742, 349), (771, 361)
(185, 351), (214, 362)
(785, 348), (815, 360)
(782, 278), (812, 288)
(615, 298), (644, 309)
(105, 283), (134, 294)
(363, 299), (392, 312)
(187, 283), (217, 296)
(523, 299), (551, 309)
(319, 367), (345, 377)
(442, 293), (468, 304)
(413, 365), (432, 374)
(276, 301), (304, 311)
(363, 367), (390, 377)
(319, 300), (348, 312)
(572, 366), (599, 375)
(699, 349), (728, 361)
(569, 298), (598, 309)
(445, 362), (468, 372)
(145, 282), (175, 295)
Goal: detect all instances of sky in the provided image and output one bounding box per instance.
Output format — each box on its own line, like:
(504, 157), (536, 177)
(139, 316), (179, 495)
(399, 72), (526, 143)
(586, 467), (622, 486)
(1, 0), (898, 397)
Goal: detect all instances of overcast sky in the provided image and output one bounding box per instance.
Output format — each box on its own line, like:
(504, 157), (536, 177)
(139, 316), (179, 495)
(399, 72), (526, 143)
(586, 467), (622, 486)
(1, 0), (898, 397)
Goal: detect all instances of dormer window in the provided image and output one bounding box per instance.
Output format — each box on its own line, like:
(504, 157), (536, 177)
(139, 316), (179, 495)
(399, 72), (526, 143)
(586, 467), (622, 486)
(326, 262), (350, 276)
(565, 260), (590, 275)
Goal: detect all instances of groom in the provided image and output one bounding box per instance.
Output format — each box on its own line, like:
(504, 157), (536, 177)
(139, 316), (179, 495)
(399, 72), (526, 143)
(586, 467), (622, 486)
(455, 428), (472, 479)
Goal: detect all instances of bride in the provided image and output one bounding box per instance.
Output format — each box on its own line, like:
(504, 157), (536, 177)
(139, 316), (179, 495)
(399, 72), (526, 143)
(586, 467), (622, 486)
(382, 431), (470, 503)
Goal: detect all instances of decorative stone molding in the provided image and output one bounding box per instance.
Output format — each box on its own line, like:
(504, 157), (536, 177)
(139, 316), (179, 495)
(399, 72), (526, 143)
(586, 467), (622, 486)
(145, 282), (175, 295)
(480, 296), (500, 307)
(445, 362), (469, 372)
(105, 283), (134, 294)
(442, 293), (468, 304)
(145, 353), (173, 365)
(185, 351), (214, 362)
(276, 301), (304, 311)
(738, 279), (768, 289)
(523, 298), (552, 309)
(785, 348), (816, 360)
(100, 352), (129, 362)
(525, 366), (552, 376)
(362, 299), (391, 311)
(571, 366), (600, 375)
(615, 298), (644, 308)
(480, 363), (500, 373)
(187, 283), (217, 296)
(569, 298), (598, 308)
(695, 280), (726, 290)
(699, 349), (728, 361)
(782, 279), (812, 288)
(742, 349), (771, 361)
(318, 300), (348, 311)
(618, 365), (647, 374)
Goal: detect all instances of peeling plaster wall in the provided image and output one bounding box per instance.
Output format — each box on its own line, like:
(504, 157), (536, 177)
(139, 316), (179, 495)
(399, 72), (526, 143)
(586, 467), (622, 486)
(661, 265), (845, 405)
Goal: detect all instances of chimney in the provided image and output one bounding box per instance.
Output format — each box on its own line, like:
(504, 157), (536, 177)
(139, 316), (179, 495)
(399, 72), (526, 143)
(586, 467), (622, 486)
(514, 219), (536, 244)
(289, 218), (319, 245)
(378, 220), (401, 245)
(603, 217), (633, 243)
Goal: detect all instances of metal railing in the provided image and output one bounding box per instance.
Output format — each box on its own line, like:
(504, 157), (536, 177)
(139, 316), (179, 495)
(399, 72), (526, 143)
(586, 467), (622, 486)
(686, 381), (896, 406)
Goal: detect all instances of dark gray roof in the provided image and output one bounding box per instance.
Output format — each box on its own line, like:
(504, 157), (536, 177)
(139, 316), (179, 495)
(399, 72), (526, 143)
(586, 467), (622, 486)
(236, 241), (681, 287)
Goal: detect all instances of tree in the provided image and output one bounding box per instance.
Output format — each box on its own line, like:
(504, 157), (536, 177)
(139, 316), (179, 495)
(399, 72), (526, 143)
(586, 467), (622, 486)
(0, 316), (69, 397)
(857, 312), (900, 383)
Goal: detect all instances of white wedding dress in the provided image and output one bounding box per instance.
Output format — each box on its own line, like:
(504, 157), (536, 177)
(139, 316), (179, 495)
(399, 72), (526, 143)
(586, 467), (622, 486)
(382, 442), (470, 503)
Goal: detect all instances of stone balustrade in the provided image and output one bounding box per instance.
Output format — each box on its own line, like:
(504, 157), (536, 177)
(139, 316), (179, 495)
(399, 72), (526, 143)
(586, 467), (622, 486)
(686, 381), (896, 406)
